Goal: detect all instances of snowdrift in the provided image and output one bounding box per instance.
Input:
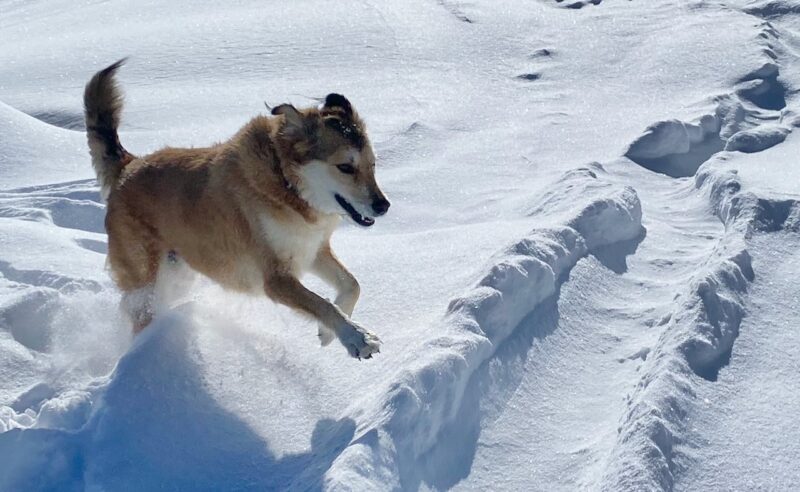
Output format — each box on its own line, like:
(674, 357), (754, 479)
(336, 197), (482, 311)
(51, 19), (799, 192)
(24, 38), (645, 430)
(0, 101), (90, 188)
(326, 166), (643, 490)
(0, 307), (349, 491)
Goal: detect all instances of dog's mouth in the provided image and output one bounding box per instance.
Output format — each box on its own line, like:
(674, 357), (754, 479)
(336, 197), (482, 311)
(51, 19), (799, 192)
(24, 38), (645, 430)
(335, 194), (375, 227)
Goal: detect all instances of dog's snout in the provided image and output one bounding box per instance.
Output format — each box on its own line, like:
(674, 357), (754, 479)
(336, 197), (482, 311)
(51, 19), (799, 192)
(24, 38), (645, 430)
(372, 197), (390, 216)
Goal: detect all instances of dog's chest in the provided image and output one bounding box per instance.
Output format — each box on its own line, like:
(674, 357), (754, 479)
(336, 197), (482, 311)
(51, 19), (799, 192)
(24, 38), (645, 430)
(257, 212), (336, 273)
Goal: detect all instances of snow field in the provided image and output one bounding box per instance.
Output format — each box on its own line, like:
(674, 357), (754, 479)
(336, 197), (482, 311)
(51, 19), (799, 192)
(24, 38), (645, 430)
(1, 0), (799, 490)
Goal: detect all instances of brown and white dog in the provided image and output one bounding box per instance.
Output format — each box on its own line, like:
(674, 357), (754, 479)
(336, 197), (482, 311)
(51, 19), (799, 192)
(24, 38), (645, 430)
(84, 59), (389, 359)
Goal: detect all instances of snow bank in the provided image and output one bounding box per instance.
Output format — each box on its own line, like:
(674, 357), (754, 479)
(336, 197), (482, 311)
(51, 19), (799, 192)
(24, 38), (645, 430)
(599, 231), (752, 489)
(325, 165), (642, 489)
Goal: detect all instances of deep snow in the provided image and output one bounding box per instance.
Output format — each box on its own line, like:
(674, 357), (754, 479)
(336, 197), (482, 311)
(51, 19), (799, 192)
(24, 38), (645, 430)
(1, 0), (798, 490)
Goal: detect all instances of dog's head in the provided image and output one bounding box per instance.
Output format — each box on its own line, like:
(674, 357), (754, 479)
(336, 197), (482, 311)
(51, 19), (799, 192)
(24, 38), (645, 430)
(272, 94), (389, 227)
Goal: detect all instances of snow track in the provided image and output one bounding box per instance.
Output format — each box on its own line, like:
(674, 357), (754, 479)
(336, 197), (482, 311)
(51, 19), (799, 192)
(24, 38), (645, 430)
(449, 162), (726, 491)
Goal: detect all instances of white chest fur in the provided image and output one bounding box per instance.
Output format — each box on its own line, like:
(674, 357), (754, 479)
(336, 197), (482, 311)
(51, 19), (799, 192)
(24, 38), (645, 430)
(258, 211), (339, 275)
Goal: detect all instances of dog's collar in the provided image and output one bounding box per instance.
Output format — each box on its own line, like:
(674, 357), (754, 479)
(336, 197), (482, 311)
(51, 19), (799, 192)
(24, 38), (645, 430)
(264, 132), (298, 195)
(272, 157), (299, 197)
(264, 131), (316, 221)
(273, 159), (309, 213)
(275, 162), (294, 192)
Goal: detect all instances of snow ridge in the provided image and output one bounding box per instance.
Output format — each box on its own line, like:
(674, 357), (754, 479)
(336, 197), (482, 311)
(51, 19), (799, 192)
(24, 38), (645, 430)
(599, 172), (755, 490)
(600, 15), (799, 489)
(326, 166), (642, 490)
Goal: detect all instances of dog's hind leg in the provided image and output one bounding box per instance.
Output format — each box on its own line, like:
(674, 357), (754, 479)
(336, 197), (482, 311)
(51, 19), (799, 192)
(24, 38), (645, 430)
(152, 251), (197, 313)
(120, 285), (156, 334)
(119, 252), (196, 334)
(106, 212), (163, 334)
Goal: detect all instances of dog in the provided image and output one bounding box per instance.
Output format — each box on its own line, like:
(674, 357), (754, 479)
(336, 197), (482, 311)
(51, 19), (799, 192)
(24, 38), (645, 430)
(84, 59), (389, 359)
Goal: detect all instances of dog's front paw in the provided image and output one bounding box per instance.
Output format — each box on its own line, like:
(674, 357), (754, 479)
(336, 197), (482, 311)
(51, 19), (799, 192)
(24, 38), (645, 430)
(337, 321), (381, 359)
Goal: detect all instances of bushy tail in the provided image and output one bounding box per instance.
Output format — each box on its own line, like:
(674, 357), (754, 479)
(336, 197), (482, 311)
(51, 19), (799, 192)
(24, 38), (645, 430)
(84, 58), (132, 199)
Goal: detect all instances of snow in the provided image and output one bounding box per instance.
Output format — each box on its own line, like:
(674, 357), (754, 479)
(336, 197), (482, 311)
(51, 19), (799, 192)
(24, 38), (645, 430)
(675, 232), (800, 491)
(1, 0), (799, 490)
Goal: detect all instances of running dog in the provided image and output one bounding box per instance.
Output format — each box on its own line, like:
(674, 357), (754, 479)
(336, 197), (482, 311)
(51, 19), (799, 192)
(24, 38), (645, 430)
(84, 59), (389, 359)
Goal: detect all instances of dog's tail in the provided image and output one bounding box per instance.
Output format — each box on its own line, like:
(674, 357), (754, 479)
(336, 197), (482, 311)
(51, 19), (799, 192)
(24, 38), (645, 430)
(84, 58), (133, 199)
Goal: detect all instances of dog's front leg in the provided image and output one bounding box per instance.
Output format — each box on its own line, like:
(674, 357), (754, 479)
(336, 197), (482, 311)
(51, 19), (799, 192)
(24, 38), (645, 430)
(311, 244), (360, 316)
(264, 272), (380, 359)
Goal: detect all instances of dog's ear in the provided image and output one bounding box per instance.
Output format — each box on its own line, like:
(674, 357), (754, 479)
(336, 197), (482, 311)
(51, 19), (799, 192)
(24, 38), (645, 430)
(272, 103), (304, 132)
(323, 93), (353, 118)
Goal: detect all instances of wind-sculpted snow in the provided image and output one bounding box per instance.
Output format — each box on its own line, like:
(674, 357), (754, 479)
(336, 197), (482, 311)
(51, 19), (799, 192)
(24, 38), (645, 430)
(599, 213), (754, 490)
(598, 146), (797, 487)
(0, 101), (90, 188)
(600, 16), (799, 488)
(326, 167), (642, 490)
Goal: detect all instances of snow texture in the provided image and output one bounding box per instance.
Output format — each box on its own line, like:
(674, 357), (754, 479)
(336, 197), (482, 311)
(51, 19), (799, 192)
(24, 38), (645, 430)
(1, 0), (798, 490)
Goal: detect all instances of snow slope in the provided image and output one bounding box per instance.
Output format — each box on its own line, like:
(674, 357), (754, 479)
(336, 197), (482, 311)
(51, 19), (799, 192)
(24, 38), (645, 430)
(1, 0), (798, 490)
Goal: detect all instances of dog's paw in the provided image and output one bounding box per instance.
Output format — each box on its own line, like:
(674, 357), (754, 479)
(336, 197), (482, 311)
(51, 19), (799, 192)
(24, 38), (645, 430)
(337, 321), (381, 359)
(318, 323), (335, 347)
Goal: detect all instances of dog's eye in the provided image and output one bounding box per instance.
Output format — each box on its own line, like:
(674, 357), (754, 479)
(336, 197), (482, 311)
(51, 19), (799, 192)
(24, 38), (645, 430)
(336, 164), (356, 175)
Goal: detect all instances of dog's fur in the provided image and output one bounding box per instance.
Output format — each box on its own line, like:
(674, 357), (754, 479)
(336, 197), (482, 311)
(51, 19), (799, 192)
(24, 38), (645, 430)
(84, 59), (389, 359)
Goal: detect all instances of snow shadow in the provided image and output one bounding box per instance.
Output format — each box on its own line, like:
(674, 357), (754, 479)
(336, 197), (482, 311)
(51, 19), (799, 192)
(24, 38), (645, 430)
(415, 291), (562, 491)
(0, 310), (355, 491)
(591, 226), (646, 274)
(736, 72), (786, 111)
(25, 109), (86, 131)
(414, 231), (643, 490)
(625, 119), (725, 178)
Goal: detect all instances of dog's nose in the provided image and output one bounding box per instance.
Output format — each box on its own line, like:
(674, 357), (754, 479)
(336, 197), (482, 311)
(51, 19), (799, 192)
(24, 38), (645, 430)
(372, 198), (390, 216)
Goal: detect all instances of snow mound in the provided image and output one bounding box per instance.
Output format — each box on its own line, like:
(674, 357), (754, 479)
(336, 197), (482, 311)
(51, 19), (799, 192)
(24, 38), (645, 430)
(326, 165), (642, 490)
(725, 124), (789, 153)
(0, 305), (357, 491)
(625, 21), (792, 179)
(0, 101), (90, 189)
(624, 116), (725, 178)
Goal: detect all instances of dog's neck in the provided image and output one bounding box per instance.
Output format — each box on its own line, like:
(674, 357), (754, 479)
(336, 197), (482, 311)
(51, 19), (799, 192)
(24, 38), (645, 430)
(235, 116), (319, 224)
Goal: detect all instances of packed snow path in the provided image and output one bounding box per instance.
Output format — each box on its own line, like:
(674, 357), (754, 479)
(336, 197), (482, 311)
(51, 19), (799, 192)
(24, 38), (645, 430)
(1, 0), (799, 490)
